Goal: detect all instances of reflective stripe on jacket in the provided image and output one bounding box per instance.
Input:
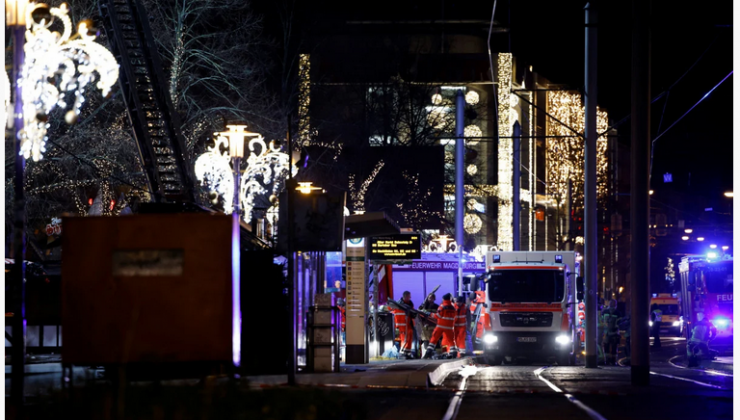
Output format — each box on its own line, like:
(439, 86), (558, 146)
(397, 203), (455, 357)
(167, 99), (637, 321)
(392, 299), (414, 328)
(454, 303), (467, 328)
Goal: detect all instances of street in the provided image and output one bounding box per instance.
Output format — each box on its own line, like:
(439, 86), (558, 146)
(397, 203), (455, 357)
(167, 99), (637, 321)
(6, 337), (733, 420)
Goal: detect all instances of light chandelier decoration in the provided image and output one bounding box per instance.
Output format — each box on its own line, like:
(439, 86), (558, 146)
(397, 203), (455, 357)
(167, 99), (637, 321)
(195, 130), (296, 223)
(496, 53), (514, 251)
(545, 90), (609, 210)
(20, 3), (119, 161)
(464, 213), (482, 234)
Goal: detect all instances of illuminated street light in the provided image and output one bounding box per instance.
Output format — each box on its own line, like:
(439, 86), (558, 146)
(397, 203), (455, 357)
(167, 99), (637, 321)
(697, 237), (705, 242)
(681, 236), (689, 241)
(724, 191), (733, 198)
(18, 2), (119, 161)
(296, 182), (321, 194)
(195, 125), (295, 223)
(722, 246), (729, 251)
(710, 244), (717, 249)
(684, 229), (693, 233)
(649, 190), (654, 195)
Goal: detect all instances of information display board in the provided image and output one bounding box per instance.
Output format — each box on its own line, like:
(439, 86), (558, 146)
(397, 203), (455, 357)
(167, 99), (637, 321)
(368, 234), (421, 260)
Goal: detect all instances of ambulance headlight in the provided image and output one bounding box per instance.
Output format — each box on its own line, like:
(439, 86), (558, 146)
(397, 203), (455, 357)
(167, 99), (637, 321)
(672, 321), (680, 327)
(555, 335), (571, 345)
(483, 333), (498, 344)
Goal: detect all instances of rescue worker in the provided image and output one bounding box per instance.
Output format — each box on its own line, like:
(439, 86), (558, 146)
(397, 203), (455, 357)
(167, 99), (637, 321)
(687, 312), (717, 367)
(423, 293), (457, 359)
(454, 296), (468, 357)
(651, 303), (662, 348)
(391, 291), (416, 359)
(470, 291), (490, 346)
(418, 293), (439, 349)
(601, 299), (622, 366)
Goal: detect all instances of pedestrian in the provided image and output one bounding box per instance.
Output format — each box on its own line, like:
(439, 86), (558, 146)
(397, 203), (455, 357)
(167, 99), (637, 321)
(391, 291), (416, 359)
(418, 293), (439, 349)
(651, 303), (662, 348)
(686, 312), (717, 367)
(423, 293), (458, 359)
(454, 296), (468, 357)
(618, 314), (631, 362)
(601, 299), (622, 366)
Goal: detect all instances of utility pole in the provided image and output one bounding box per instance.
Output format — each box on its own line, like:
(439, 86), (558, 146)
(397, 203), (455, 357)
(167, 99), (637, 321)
(512, 121), (521, 250)
(631, 0), (651, 386)
(455, 90), (464, 296)
(286, 114), (297, 386)
(583, 2), (598, 369)
(9, 2), (27, 407)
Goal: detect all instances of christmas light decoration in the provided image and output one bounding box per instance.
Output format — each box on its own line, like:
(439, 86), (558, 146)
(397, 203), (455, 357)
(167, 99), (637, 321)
(497, 53), (513, 251)
(466, 164), (477, 176)
(465, 90), (479, 105)
(195, 129), (296, 223)
(19, 3), (119, 161)
(464, 213), (482, 234)
(431, 93), (443, 105)
(464, 124), (482, 146)
(545, 91), (609, 210)
(396, 170), (442, 229)
(349, 160), (384, 212)
(298, 54), (311, 146)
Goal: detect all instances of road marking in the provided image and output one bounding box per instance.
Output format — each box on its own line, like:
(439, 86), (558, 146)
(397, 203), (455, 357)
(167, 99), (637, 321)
(649, 371), (728, 389)
(441, 365), (479, 420)
(534, 367), (608, 420)
(668, 355), (733, 377)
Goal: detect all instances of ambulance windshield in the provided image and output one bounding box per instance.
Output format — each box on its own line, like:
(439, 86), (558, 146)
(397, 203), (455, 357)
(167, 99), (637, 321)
(487, 269), (565, 303)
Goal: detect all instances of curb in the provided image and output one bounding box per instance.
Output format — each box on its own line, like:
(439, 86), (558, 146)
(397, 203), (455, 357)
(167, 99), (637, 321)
(427, 358), (475, 387)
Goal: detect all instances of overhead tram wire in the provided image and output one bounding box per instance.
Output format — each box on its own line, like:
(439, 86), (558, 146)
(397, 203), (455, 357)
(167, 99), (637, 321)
(598, 35), (721, 137)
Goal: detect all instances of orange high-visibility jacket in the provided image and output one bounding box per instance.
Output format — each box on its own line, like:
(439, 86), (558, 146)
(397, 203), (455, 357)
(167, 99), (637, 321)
(434, 299), (457, 330)
(391, 299), (414, 327)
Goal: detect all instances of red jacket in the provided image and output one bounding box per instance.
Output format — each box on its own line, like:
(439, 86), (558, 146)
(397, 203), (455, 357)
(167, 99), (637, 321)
(434, 299), (457, 330)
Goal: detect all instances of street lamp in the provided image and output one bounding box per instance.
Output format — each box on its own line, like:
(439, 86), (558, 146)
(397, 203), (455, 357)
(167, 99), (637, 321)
(724, 191), (733, 198)
(710, 244), (717, 249)
(697, 237), (705, 242)
(195, 125), (294, 225)
(6, 0), (118, 407)
(684, 229), (693, 234)
(681, 236), (689, 241)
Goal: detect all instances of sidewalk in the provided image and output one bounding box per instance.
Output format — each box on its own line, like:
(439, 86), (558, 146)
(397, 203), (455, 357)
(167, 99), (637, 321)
(247, 358), (474, 389)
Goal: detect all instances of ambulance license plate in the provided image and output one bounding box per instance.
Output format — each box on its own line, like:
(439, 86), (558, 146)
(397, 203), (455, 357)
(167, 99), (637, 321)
(517, 337), (537, 343)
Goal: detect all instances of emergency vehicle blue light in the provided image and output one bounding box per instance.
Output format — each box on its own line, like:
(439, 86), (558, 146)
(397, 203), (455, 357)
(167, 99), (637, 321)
(493, 255), (500, 263)
(555, 255), (563, 263)
(652, 293), (657, 298)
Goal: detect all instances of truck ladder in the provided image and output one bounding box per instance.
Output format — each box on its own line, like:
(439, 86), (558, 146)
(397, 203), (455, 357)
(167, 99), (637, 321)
(99, 0), (194, 203)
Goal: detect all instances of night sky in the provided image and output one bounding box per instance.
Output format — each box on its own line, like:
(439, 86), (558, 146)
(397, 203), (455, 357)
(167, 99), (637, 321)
(255, 0), (733, 209)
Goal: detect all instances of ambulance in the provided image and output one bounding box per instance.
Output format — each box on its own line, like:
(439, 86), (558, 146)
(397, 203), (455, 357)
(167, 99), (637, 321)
(649, 293), (682, 337)
(472, 251), (580, 365)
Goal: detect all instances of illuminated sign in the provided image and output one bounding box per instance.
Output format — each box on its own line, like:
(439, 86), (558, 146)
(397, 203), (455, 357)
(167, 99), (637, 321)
(369, 234), (421, 260)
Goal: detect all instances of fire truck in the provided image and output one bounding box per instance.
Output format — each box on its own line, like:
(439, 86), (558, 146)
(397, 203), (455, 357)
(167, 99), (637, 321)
(472, 251), (580, 366)
(678, 254), (733, 353)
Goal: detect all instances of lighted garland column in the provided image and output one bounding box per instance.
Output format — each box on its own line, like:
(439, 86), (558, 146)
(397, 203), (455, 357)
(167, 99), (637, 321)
(496, 53), (513, 251)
